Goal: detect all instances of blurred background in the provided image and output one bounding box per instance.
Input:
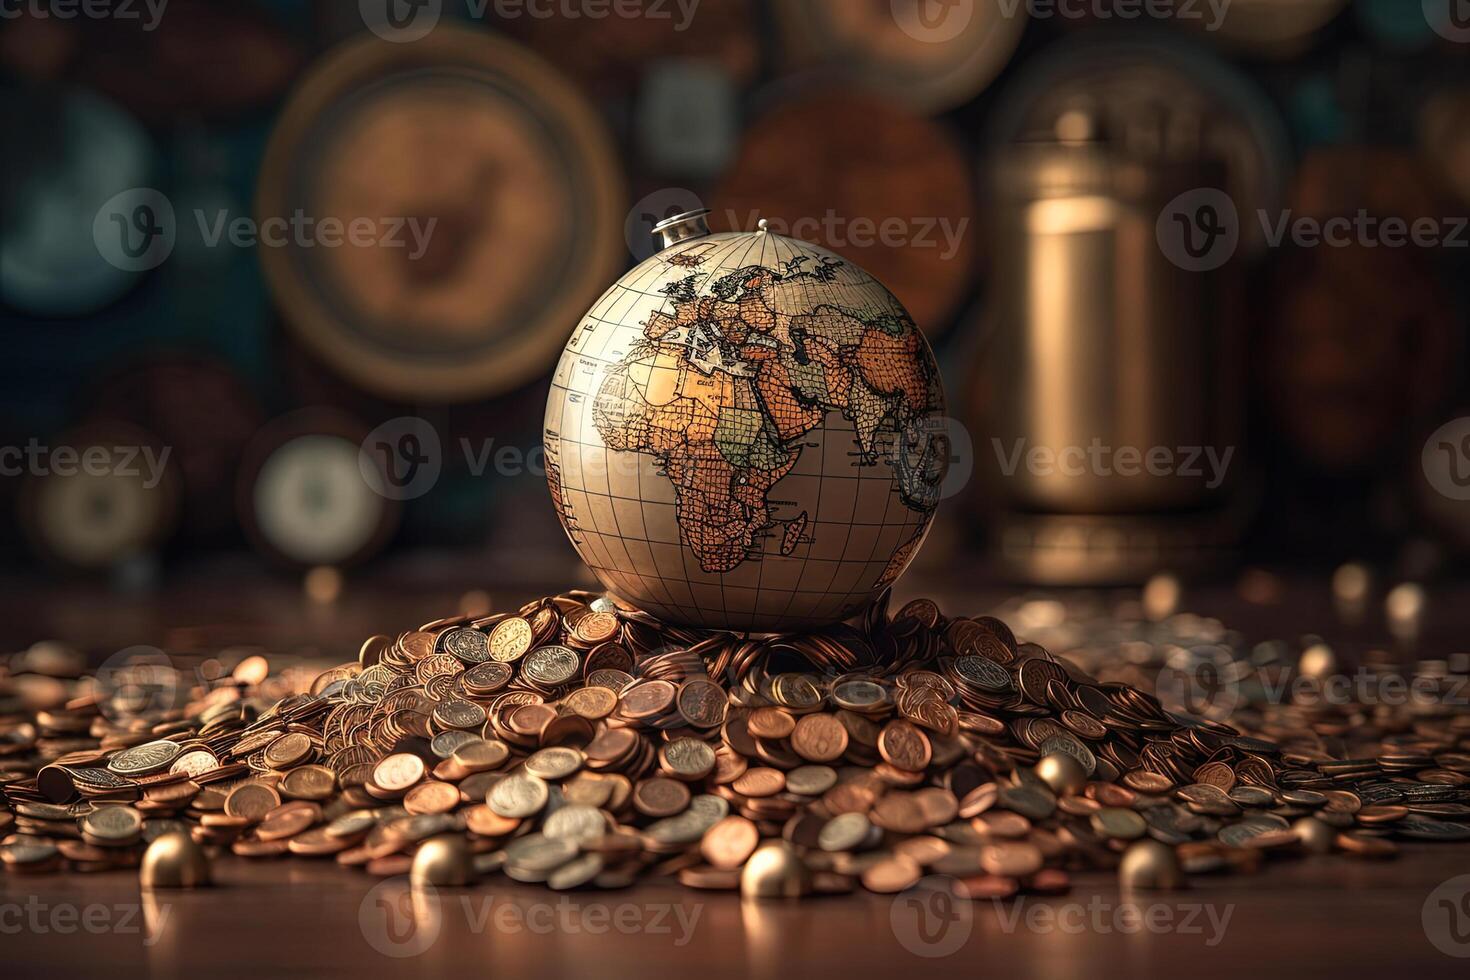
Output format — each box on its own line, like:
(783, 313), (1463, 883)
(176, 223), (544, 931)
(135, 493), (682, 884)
(1, 0), (1468, 659)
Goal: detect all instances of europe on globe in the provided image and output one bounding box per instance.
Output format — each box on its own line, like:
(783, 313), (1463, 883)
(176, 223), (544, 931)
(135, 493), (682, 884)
(544, 210), (949, 632)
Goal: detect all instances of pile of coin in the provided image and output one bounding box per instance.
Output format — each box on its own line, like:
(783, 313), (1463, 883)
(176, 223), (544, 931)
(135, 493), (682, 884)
(2, 590), (1468, 895)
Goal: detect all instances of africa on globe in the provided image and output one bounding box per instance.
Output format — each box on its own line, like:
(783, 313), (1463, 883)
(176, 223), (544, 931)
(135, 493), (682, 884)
(544, 209), (949, 632)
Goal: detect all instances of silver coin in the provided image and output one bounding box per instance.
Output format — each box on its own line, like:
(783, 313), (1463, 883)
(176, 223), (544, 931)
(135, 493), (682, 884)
(505, 832), (579, 873)
(543, 804), (607, 844)
(547, 852), (605, 890)
(661, 737), (715, 778)
(523, 645), (581, 687)
(488, 773), (550, 818)
(818, 812), (872, 852)
(785, 765), (838, 797)
(953, 655), (1014, 692)
(440, 627), (491, 664)
(430, 730), (481, 758)
(107, 739), (182, 776)
(524, 747), (585, 781)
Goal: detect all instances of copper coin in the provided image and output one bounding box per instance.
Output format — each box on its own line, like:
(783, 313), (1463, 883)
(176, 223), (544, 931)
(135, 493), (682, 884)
(860, 854), (922, 894)
(225, 783), (282, 822)
(878, 719), (931, 772)
(731, 768), (786, 798)
(677, 678), (728, 728)
(701, 815), (759, 870)
(620, 680), (677, 721)
(791, 713), (849, 763)
(633, 778), (692, 818)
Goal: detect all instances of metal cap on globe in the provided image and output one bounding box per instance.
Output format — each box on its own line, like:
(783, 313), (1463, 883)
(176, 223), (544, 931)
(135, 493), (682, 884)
(544, 210), (949, 632)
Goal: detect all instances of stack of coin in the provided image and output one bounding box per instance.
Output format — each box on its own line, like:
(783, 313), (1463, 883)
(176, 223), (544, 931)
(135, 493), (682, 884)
(2, 589), (1468, 898)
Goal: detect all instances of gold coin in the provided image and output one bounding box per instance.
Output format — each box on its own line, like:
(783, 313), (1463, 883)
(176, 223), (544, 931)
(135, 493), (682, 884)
(488, 617), (534, 662)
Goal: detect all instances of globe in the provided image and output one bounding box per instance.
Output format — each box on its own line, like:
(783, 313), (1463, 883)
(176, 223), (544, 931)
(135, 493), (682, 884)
(543, 210), (948, 632)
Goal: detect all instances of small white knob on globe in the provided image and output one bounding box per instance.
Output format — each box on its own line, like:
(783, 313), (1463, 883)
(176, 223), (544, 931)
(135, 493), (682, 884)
(544, 209), (949, 632)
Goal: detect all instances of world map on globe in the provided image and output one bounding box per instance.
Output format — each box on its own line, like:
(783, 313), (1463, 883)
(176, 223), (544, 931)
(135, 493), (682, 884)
(544, 226), (948, 631)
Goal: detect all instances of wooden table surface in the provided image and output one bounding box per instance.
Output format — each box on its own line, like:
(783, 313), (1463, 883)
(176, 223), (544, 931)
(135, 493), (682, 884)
(4, 556), (1470, 979)
(4, 843), (1468, 980)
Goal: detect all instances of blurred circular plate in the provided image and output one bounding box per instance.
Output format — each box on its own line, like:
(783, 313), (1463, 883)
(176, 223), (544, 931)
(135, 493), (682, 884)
(1173, 0), (1347, 58)
(712, 87), (977, 338)
(776, 0), (1025, 113)
(497, 0), (760, 93)
(0, 86), (156, 317)
(237, 410), (399, 569)
(19, 422), (180, 571)
(257, 28), (625, 402)
(986, 31), (1290, 256)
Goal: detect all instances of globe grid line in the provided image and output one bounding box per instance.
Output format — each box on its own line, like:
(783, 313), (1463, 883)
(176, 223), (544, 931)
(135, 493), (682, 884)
(544, 228), (942, 629)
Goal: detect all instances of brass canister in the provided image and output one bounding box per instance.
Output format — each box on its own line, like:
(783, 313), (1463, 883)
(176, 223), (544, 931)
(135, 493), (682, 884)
(978, 115), (1247, 583)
